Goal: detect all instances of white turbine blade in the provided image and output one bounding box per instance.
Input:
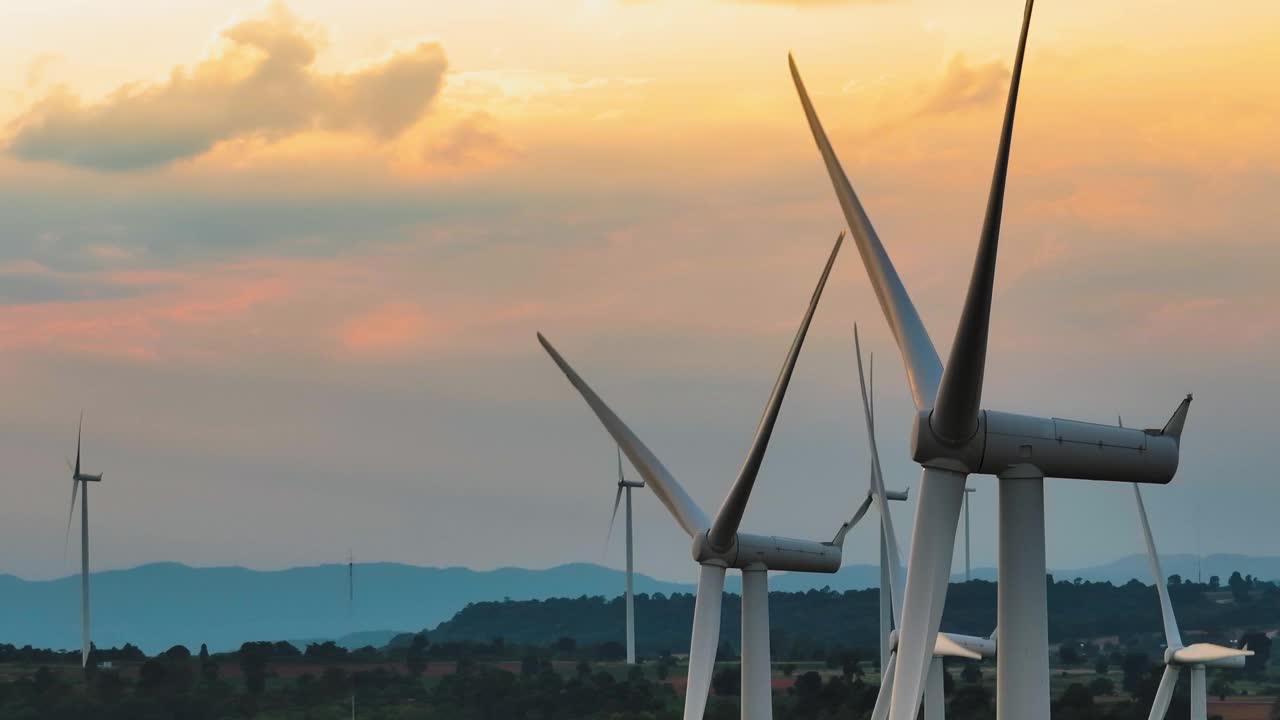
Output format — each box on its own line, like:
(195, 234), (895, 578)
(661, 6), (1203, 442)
(538, 333), (710, 536)
(848, 494), (874, 531)
(1147, 665), (1179, 720)
(63, 480), (79, 560)
(1133, 484), (1182, 648)
(788, 56), (941, 410)
(888, 467), (967, 720)
(684, 563), (726, 720)
(708, 232), (844, 550)
(833, 493), (874, 548)
(931, 0), (1035, 444)
(870, 650), (897, 720)
(854, 326), (905, 618)
(604, 485), (624, 552)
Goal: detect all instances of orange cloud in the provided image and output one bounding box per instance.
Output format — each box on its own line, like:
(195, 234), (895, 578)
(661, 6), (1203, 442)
(6, 2), (447, 171)
(339, 302), (436, 354)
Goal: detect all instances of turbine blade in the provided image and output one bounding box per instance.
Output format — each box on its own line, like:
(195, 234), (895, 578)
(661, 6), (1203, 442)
(1133, 484), (1182, 648)
(849, 494), (874, 532)
(1160, 394), (1192, 443)
(683, 563), (726, 720)
(788, 55), (942, 410)
(63, 480), (79, 560)
(538, 333), (710, 536)
(870, 650), (896, 720)
(604, 485), (624, 552)
(833, 493), (874, 548)
(887, 467), (966, 720)
(75, 412), (82, 477)
(855, 326), (905, 619)
(931, 0), (1036, 443)
(1148, 665), (1179, 720)
(708, 232), (844, 551)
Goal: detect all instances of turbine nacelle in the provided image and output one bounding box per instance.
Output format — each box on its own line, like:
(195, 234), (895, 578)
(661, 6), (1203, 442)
(74, 473), (103, 483)
(1167, 643), (1252, 668)
(909, 400), (1189, 484)
(886, 629), (990, 662)
(690, 530), (841, 574)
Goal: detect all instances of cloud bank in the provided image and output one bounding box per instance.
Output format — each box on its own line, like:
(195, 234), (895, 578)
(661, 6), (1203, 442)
(7, 3), (448, 171)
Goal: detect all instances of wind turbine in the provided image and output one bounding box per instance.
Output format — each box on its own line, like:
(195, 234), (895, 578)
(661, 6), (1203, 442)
(853, 329), (994, 720)
(64, 414), (103, 669)
(829, 348), (910, 672)
(605, 445), (645, 664)
(789, 1), (1192, 716)
(1134, 484), (1250, 720)
(541, 233), (854, 720)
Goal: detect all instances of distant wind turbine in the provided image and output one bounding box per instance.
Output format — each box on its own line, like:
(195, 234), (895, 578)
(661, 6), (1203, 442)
(605, 446), (644, 665)
(541, 232), (857, 720)
(64, 414), (103, 669)
(1133, 484), (1251, 720)
(853, 330), (994, 720)
(829, 348), (910, 672)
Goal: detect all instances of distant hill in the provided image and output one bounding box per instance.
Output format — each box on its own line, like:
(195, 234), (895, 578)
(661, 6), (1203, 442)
(0, 562), (688, 654)
(1, 554), (1275, 654)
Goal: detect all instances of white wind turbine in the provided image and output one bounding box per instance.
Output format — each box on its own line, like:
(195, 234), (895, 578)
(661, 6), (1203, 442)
(1133, 484), (1250, 720)
(829, 348), (911, 672)
(853, 329), (994, 720)
(63, 414), (103, 669)
(541, 233), (856, 720)
(604, 445), (645, 664)
(789, 1), (1192, 716)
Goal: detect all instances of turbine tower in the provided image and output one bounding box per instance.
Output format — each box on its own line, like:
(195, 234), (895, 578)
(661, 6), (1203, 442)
(853, 330), (994, 720)
(605, 446), (645, 664)
(541, 233), (854, 720)
(63, 414), (103, 669)
(963, 488), (976, 583)
(1134, 484), (1251, 720)
(789, 2), (1192, 715)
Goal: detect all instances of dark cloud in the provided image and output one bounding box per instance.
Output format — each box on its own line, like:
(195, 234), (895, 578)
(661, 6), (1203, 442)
(6, 2), (448, 171)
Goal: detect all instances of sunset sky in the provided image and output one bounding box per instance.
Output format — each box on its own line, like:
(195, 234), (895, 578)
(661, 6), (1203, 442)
(0, 0), (1276, 583)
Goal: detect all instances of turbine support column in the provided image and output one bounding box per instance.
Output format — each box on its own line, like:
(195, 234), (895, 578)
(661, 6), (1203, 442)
(1190, 665), (1207, 720)
(741, 565), (773, 720)
(996, 468), (1048, 720)
(924, 656), (945, 720)
(625, 486), (636, 665)
(879, 532), (891, 671)
(80, 480), (91, 669)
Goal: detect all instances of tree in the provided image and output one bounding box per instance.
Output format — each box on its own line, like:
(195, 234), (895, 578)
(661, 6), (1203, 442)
(406, 634), (428, 676)
(781, 663), (797, 678)
(1059, 643), (1081, 666)
(198, 643), (219, 683)
(1209, 675), (1234, 700)
(238, 642), (271, 695)
(1058, 683), (1094, 711)
(961, 662), (982, 684)
(1239, 632), (1272, 676)
(1121, 652), (1149, 693)
(1095, 657), (1108, 675)
(711, 667), (741, 696)
(1209, 575), (1221, 589)
(1089, 676), (1115, 696)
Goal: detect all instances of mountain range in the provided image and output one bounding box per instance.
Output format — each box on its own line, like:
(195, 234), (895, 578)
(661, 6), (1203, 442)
(1, 554), (1275, 654)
